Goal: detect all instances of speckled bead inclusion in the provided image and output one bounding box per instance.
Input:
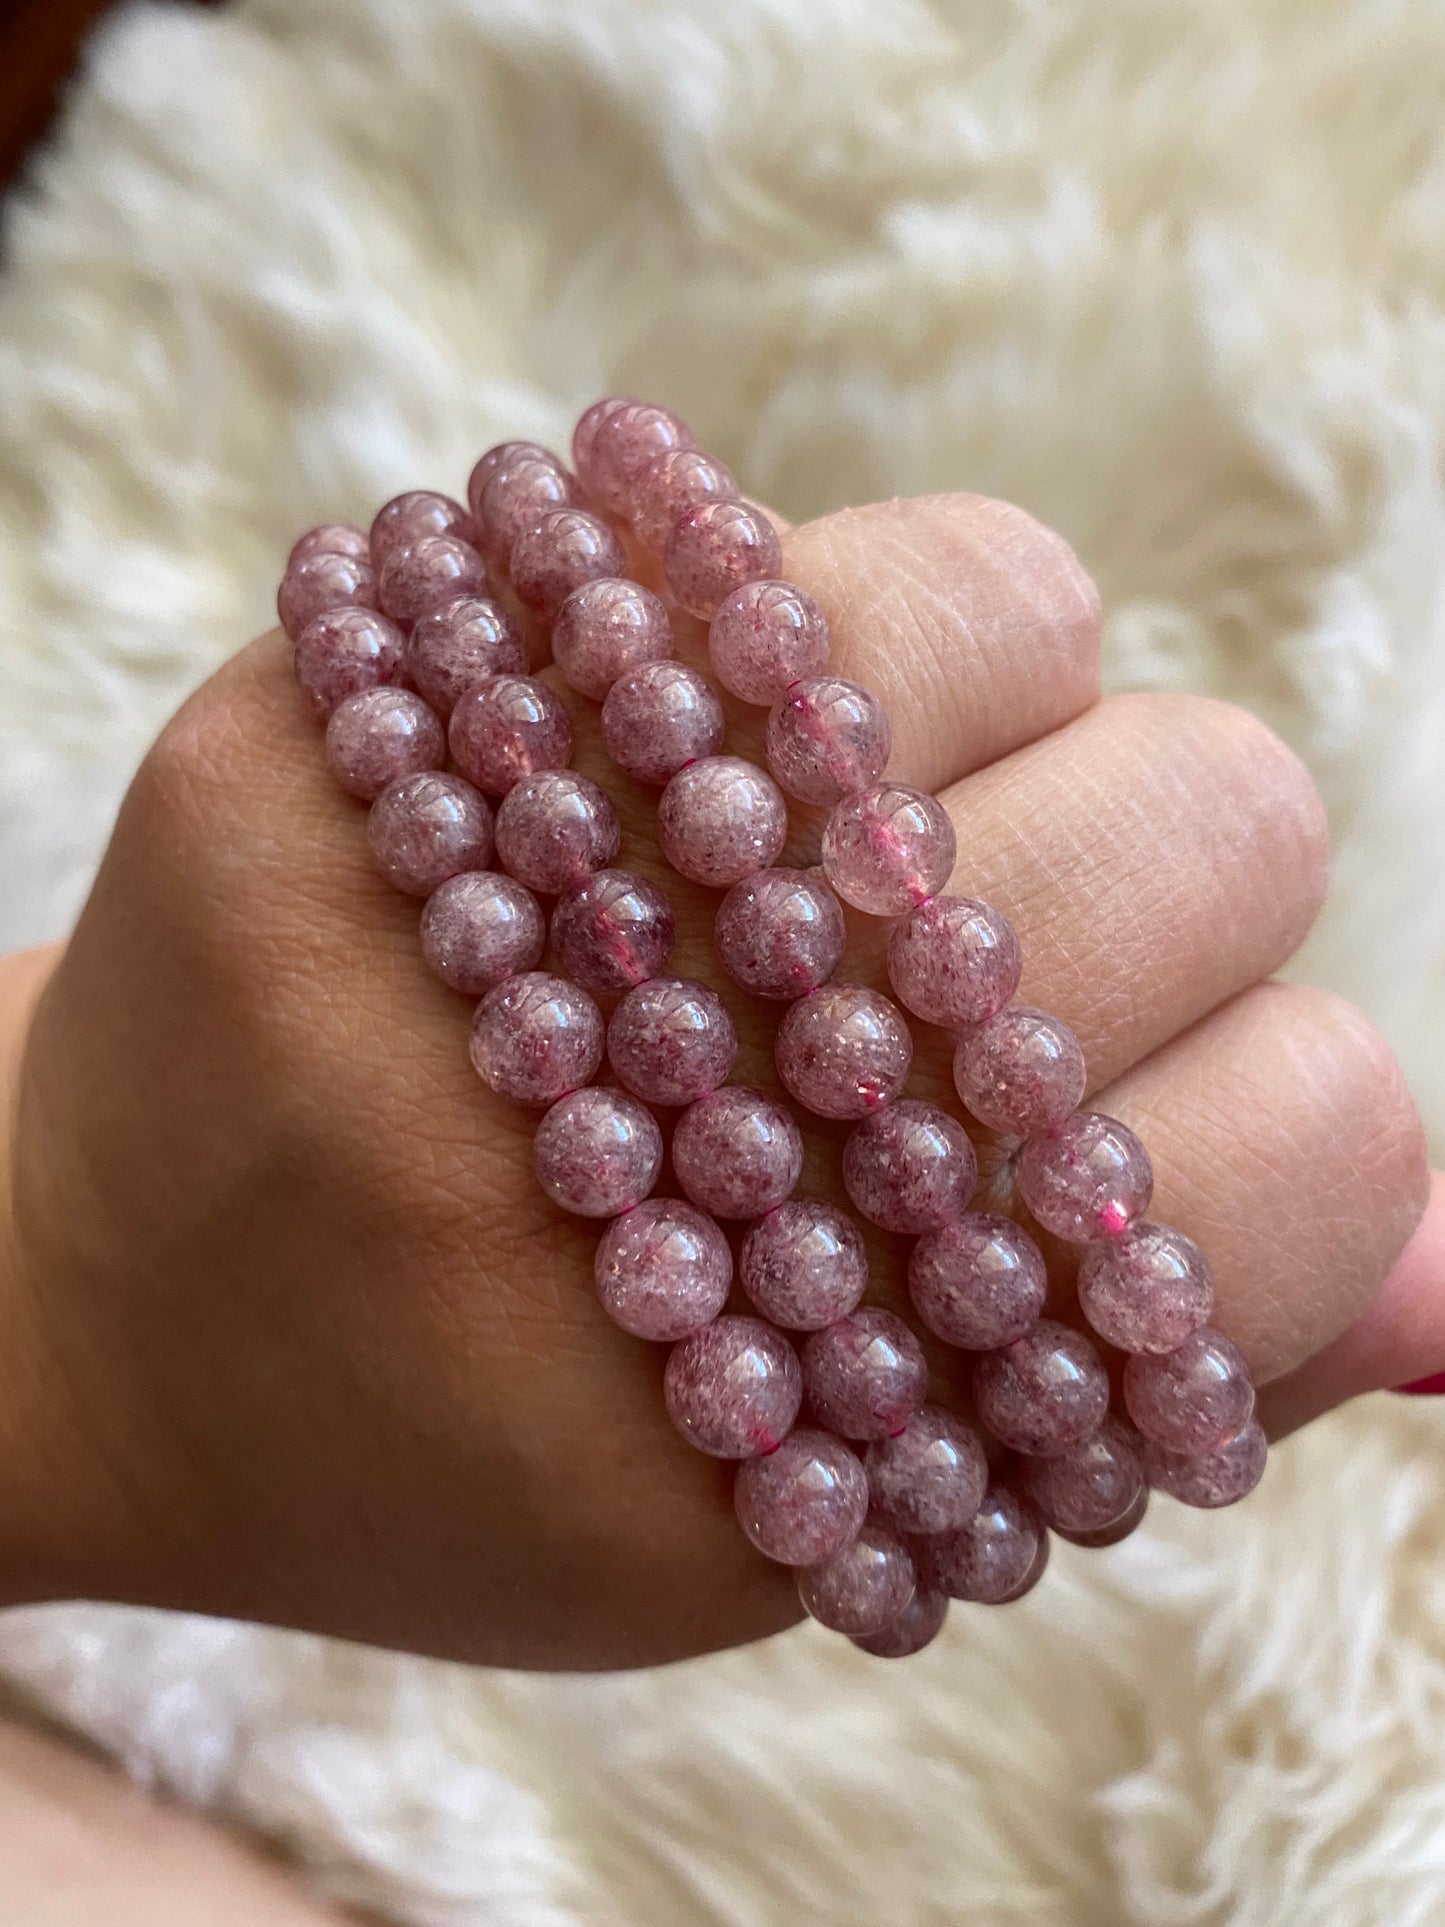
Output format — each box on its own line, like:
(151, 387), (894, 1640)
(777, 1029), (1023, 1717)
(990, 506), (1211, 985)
(671, 1086), (803, 1219)
(908, 1212), (1048, 1352)
(1144, 1417), (1267, 1509)
(822, 782), (957, 917)
(571, 400), (632, 491)
(851, 1587), (948, 1659)
(733, 1426), (869, 1566)
(601, 661), (725, 786)
(765, 675), (892, 807)
(865, 1406), (987, 1535)
(714, 868), (846, 1001)
(550, 869), (676, 992)
(474, 454), (575, 566)
(420, 871), (545, 993)
(1025, 1417), (1145, 1534)
(887, 896), (1022, 1030)
(379, 534), (488, 625)
(664, 500), (783, 619)
(370, 490), (472, 564)
(325, 687), (444, 800)
(1016, 1111), (1154, 1244)
(842, 1099), (977, 1234)
(469, 971), (604, 1105)
(663, 1315), (802, 1458)
(278, 549), (378, 641)
(533, 1087), (662, 1218)
(494, 771), (620, 895)
(594, 1199), (732, 1341)
(658, 757), (789, 888)
(510, 508), (626, 619)
(468, 441), (558, 524)
(591, 402), (694, 517)
(973, 1319), (1110, 1457)
(954, 1006), (1087, 1139)
(404, 596), (527, 718)
(708, 579), (830, 706)
(607, 977), (738, 1106)
(552, 578), (672, 700)
(797, 1519), (917, 1637)
(630, 447), (738, 554)
(448, 675), (573, 796)
(287, 522), (370, 570)
(367, 771), (492, 897)
(775, 984), (913, 1119)
(1123, 1326), (1254, 1454)
(925, 1485), (1042, 1605)
(801, 1309), (929, 1441)
(293, 607), (405, 722)
(739, 1199), (869, 1330)
(1078, 1221), (1215, 1355)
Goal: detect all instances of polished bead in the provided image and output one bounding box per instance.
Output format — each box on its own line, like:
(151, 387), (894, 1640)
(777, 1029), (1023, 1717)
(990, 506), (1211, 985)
(992, 1529), (1051, 1605)
(533, 1087), (662, 1219)
(419, 871), (545, 993)
(600, 660), (726, 786)
(630, 446), (739, 554)
(552, 578), (671, 700)
(510, 508), (626, 620)
(821, 782), (957, 917)
(1124, 1326), (1255, 1454)
(404, 595), (528, 718)
(713, 867), (846, 1001)
(494, 770), (620, 894)
(842, 1099), (977, 1234)
(801, 1309), (929, 1441)
(954, 1006), (1087, 1138)
(1078, 1221), (1215, 1355)
(663, 1314), (801, 1458)
(739, 1199), (869, 1330)
(571, 399), (633, 494)
(1024, 1416), (1145, 1534)
(765, 676), (892, 806)
(657, 756), (789, 888)
(707, 579), (830, 706)
(467, 440), (558, 524)
(865, 1405), (987, 1535)
(887, 896), (1022, 1030)
(908, 1212), (1048, 1351)
(366, 771), (492, 897)
(286, 521), (370, 570)
(278, 549), (379, 641)
(974, 1319), (1109, 1457)
(1056, 1485), (1150, 1547)
(324, 687), (444, 800)
(369, 490), (472, 565)
(378, 534), (489, 626)
(607, 977), (737, 1106)
(1144, 1417), (1267, 1509)
(550, 869), (676, 992)
(851, 1587), (948, 1658)
(474, 453), (575, 566)
(775, 984), (913, 1120)
(1016, 1111), (1154, 1243)
(448, 674), (573, 795)
(293, 606), (405, 722)
(733, 1426), (869, 1566)
(925, 1485), (1042, 1604)
(671, 1086), (803, 1219)
(797, 1519), (916, 1637)
(590, 401), (694, 516)
(594, 1198), (732, 1341)
(469, 971), (604, 1105)
(664, 500), (783, 619)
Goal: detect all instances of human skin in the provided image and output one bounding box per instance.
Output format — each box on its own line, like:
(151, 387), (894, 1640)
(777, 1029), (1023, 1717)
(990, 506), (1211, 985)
(0, 492), (1437, 1671)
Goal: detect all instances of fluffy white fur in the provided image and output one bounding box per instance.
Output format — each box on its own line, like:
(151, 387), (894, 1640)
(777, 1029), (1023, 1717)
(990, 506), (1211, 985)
(2, 0), (1444, 1920)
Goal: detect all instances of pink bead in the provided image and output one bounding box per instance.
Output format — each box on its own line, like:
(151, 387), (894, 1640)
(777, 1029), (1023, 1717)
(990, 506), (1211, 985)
(993, 1530), (1051, 1605)
(286, 522), (369, 570)
(657, 756), (789, 888)
(571, 399), (634, 493)
(494, 770), (620, 894)
(590, 401), (695, 516)
(469, 971), (605, 1105)
(664, 500), (784, 620)
(607, 977), (738, 1106)
(1123, 1326), (1255, 1454)
(800, 1309), (929, 1441)
(552, 578), (672, 700)
(671, 1086), (803, 1219)
(467, 440), (558, 523)
(842, 1099), (977, 1234)
(973, 1320), (1110, 1457)
(325, 687), (445, 800)
(765, 676), (892, 807)
(533, 1087), (663, 1219)
(775, 984), (913, 1120)
(821, 782), (957, 917)
(630, 447), (739, 554)
(733, 1426), (869, 1566)
(887, 896), (1023, 1031)
(797, 1519), (916, 1637)
(1078, 1221), (1215, 1356)
(1016, 1111), (1154, 1244)
(475, 454), (576, 566)
(510, 508), (626, 620)
(739, 1199), (869, 1331)
(1144, 1417), (1267, 1509)
(663, 1315), (801, 1458)
(851, 1588), (948, 1659)
(366, 771), (493, 897)
(293, 606), (405, 721)
(550, 869), (676, 992)
(1023, 1417), (1145, 1534)
(865, 1405), (987, 1535)
(448, 674), (573, 795)
(908, 1213), (1048, 1351)
(600, 660), (726, 786)
(924, 1485), (1042, 1604)
(369, 490), (472, 565)
(713, 867), (846, 1001)
(594, 1198), (732, 1341)
(707, 579), (830, 706)
(277, 549), (379, 641)
(404, 596), (528, 718)
(419, 872), (545, 993)
(1056, 1486), (1150, 1547)
(954, 1006), (1087, 1138)
(378, 534), (489, 626)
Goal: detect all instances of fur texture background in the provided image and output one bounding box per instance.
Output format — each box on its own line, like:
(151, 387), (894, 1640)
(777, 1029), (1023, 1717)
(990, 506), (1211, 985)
(2, 0), (1445, 1920)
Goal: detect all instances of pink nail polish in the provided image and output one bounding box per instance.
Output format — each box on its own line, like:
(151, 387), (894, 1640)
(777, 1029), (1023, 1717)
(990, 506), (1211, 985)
(1394, 1372), (1445, 1396)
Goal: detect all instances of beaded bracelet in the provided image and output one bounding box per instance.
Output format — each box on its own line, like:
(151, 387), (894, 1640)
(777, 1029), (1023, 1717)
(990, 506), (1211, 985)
(276, 398), (1267, 1661)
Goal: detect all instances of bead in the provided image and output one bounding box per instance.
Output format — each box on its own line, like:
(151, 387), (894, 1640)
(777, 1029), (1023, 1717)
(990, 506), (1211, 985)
(1016, 1111), (1154, 1243)
(419, 871), (545, 993)
(494, 770), (620, 894)
(366, 771), (492, 897)
(277, 549), (379, 641)
(510, 508), (626, 620)
(851, 1588), (948, 1659)
(775, 984), (913, 1120)
(797, 1519), (916, 1637)
(571, 399), (633, 493)
(469, 971), (604, 1105)
(671, 1086), (804, 1219)
(594, 1198), (732, 1341)
(1144, 1417), (1267, 1509)
(713, 867), (846, 1001)
(286, 522), (369, 570)
(404, 595), (528, 718)
(378, 534), (488, 627)
(600, 660), (725, 786)
(657, 756), (789, 888)
(533, 1087), (662, 1219)
(1023, 1416), (1145, 1534)
(607, 977), (738, 1107)
(821, 782), (957, 917)
(468, 440), (557, 523)
(550, 869), (676, 992)
(887, 896), (1022, 1031)
(369, 490), (472, 565)
(865, 1405), (987, 1535)
(552, 578), (672, 700)
(663, 1315), (801, 1458)
(800, 1309), (929, 1441)
(590, 401), (694, 516)
(733, 1426), (869, 1566)
(739, 1199), (869, 1330)
(324, 687), (445, 800)
(293, 606), (405, 722)
(765, 676), (892, 806)
(664, 499), (783, 619)
(908, 1212), (1048, 1351)
(954, 1006), (1087, 1138)
(992, 1530), (1051, 1605)
(1078, 1221), (1216, 1355)
(1056, 1486), (1150, 1547)
(630, 446), (739, 554)
(973, 1319), (1110, 1457)
(925, 1485), (1042, 1604)
(841, 1099), (977, 1234)
(707, 579), (830, 706)
(1123, 1326), (1255, 1455)
(475, 453), (575, 566)
(448, 674), (573, 796)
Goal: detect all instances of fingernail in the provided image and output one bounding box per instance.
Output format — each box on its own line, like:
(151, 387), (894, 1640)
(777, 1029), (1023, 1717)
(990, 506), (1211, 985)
(1394, 1371), (1445, 1396)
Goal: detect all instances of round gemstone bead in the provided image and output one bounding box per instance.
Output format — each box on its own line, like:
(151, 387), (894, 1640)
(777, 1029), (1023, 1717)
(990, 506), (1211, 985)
(606, 977), (738, 1106)
(887, 896), (1023, 1031)
(552, 578), (672, 700)
(278, 549), (379, 642)
(1078, 1221), (1216, 1356)
(493, 770), (620, 894)
(733, 1426), (869, 1566)
(865, 1405), (988, 1535)
(448, 674), (573, 795)
(1143, 1417), (1267, 1509)
(926, 1485), (1042, 1604)
(671, 1087), (804, 1219)
(510, 508), (626, 620)
(366, 771), (492, 897)
(713, 867), (847, 1002)
(533, 1087), (663, 1219)
(594, 1198), (732, 1341)
(630, 446), (739, 554)
(851, 1587), (948, 1659)
(664, 500), (783, 620)
(973, 1319), (1110, 1457)
(908, 1212), (1049, 1351)
(663, 1314), (801, 1458)
(293, 606), (405, 722)
(369, 490), (472, 565)
(800, 1309), (929, 1441)
(775, 984), (913, 1120)
(739, 1199), (869, 1331)
(571, 399), (633, 493)
(765, 675), (892, 807)
(286, 522), (370, 570)
(707, 579), (830, 706)
(474, 453), (575, 566)
(590, 401), (694, 516)
(1056, 1486), (1150, 1547)
(954, 1006), (1087, 1138)
(993, 1530), (1051, 1605)
(419, 871), (546, 993)
(550, 869), (676, 992)
(404, 595), (528, 718)
(841, 1099), (977, 1234)
(378, 534), (489, 626)
(1016, 1111), (1155, 1243)
(657, 756), (789, 888)
(821, 782), (957, 917)
(469, 971), (604, 1105)
(600, 660), (726, 786)
(1023, 1416), (1145, 1534)
(1123, 1326), (1255, 1454)
(324, 686), (445, 800)
(467, 440), (557, 524)
(797, 1519), (916, 1637)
